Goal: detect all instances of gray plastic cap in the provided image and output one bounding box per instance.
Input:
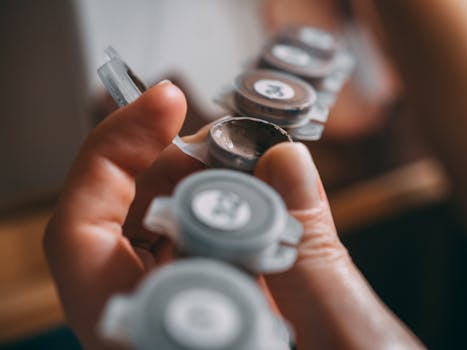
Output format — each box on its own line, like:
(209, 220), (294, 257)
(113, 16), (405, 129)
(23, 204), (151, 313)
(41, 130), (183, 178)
(144, 170), (303, 273)
(99, 258), (291, 350)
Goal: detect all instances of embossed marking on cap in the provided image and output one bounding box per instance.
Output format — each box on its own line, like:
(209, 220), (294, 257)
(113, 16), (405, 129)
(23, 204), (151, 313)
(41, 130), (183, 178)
(253, 79), (295, 100)
(164, 288), (242, 349)
(192, 189), (251, 230)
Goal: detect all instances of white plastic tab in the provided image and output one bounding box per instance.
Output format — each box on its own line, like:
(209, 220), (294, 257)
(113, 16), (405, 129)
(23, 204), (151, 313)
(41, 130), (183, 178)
(253, 245), (298, 274)
(172, 136), (210, 165)
(98, 295), (132, 346)
(279, 216), (303, 245)
(289, 122), (325, 141)
(308, 101), (330, 123)
(143, 197), (178, 239)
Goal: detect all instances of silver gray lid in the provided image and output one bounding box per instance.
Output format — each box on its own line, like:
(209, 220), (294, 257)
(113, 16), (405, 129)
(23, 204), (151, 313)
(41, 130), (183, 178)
(207, 116), (292, 172)
(277, 26), (338, 59)
(173, 170), (287, 258)
(143, 170), (303, 274)
(100, 259), (290, 350)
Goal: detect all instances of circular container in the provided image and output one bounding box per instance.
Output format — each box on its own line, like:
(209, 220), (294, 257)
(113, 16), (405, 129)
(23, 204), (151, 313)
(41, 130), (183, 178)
(100, 259), (288, 350)
(276, 26), (338, 60)
(173, 170), (290, 261)
(234, 69), (316, 127)
(261, 42), (335, 82)
(207, 116), (292, 172)
(143, 170), (303, 273)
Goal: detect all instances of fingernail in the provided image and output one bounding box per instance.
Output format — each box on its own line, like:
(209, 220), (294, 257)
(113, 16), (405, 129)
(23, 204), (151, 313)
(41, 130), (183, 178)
(256, 142), (322, 210)
(156, 79), (172, 86)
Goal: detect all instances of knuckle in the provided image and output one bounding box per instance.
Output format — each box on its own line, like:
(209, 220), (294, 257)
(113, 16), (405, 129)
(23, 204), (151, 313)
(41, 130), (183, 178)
(291, 203), (350, 267)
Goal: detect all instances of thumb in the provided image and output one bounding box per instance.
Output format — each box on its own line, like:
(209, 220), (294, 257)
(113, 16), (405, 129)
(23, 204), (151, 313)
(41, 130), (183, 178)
(254, 142), (346, 268)
(254, 142), (424, 349)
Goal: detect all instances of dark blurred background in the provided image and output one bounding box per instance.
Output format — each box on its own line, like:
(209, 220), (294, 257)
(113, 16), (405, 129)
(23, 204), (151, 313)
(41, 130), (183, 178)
(1, 0), (466, 349)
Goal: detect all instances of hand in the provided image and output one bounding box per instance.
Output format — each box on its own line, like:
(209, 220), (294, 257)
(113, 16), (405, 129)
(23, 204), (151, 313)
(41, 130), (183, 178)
(44, 80), (202, 349)
(44, 81), (424, 349)
(255, 144), (425, 349)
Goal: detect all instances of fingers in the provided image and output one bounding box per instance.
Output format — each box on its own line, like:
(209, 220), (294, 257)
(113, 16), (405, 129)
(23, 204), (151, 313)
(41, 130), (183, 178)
(123, 125), (211, 244)
(255, 142), (323, 209)
(254, 143), (424, 349)
(123, 144), (206, 244)
(56, 80), (186, 228)
(255, 142), (345, 267)
(44, 81), (187, 348)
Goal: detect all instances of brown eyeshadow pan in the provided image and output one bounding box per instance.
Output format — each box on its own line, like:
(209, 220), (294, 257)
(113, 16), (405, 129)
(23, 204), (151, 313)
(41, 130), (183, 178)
(234, 69), (316, 127)
(207, 117), (292, 172)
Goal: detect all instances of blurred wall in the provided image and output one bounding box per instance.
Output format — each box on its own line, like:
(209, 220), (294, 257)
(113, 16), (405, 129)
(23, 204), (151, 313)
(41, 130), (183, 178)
(75, 0), (264, 113)
(0, 0), (264, 210)
(0, 0), (89, 210)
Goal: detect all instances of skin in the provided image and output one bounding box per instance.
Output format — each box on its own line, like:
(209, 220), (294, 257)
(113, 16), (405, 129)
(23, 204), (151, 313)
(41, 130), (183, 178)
(44, 81), (424, 349)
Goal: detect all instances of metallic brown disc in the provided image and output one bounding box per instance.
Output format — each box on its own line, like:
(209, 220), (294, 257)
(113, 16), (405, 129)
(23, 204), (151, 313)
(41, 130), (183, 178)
(276, 26), (338, 60)
(207, 116), (292, 173)
(261, 42), (335, 81)
(234, 69), (316, 127)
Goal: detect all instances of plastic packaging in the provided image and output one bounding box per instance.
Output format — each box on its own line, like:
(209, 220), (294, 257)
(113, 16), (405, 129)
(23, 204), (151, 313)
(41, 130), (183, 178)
(259, 26), (355, 99)
(277, 26), (338, 60)
(216, 69), (329, 140)
(174, 115), (293, 172)
(97, 47), (208, 164)
(97, 46), (147, 107)
(99, 258), (292, 350)
(261, 42), (335, 81)
(143, 169), (303, 274)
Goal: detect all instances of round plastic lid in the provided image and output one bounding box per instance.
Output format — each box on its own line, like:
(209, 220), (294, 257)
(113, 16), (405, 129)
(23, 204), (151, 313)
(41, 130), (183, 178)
(164, 288), (242, 349)
(234, 69), (316, 127)
(127, 259), (265, 350)
(173, 170), (288, 258)
(261, 42), (335, 80)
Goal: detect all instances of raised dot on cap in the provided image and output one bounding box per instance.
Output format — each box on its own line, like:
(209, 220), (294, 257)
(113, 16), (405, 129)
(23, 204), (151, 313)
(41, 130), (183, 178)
(234, 69), (316, 127)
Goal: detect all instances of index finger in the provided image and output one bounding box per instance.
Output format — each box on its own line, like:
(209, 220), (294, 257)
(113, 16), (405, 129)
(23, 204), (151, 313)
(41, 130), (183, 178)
(55, 81), (186, 229)
(44, 81), (187, 347)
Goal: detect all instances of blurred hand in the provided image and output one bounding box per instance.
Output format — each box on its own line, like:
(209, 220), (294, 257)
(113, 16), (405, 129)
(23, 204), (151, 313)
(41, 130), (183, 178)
(44, 81), (424, 349)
